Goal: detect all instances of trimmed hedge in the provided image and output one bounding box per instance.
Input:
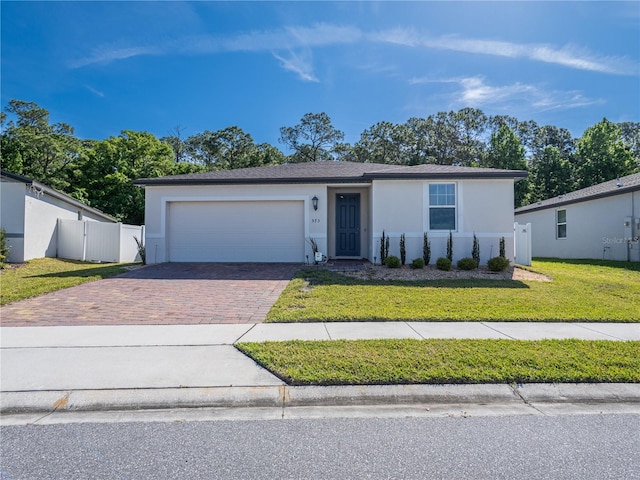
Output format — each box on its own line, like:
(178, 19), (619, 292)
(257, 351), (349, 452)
(436, 257), (452, 271)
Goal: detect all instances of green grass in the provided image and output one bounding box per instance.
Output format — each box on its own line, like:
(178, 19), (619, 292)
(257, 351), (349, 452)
(0, 258), (136, 305)
(266, 259), (640, 322)
(237, 339), (640, 385)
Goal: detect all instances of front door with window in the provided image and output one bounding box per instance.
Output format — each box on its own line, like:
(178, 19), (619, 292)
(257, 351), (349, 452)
(336, 193), (360, 257)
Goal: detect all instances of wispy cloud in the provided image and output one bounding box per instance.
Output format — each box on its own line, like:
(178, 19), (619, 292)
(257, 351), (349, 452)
(384, 30), (636, 76)
(69, 23), (637, 80)
(273, 50), (319, 82)
(411, 75), (603, 112)
(84, 85), (105, 97)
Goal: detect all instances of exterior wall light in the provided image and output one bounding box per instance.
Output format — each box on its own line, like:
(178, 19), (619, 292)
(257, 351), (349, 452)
(312, 196), (319, 211)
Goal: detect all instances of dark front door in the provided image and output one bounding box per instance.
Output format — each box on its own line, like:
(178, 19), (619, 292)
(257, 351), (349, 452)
(336, 193), (360, 257)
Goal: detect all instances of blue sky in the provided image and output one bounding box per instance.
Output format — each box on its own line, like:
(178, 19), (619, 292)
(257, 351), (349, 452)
(2, 1), (639, 149)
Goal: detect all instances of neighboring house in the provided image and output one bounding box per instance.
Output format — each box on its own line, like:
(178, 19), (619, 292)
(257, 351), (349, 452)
(515, 172), (640, 262)
(1, 170), (123, 263)
(134, 161), (526, 265)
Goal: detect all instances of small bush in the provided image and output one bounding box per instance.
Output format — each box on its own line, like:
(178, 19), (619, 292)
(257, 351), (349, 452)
(385, 255), (401, 268)
(488, 256), (510, 272)
(472, 233), (480, 266)
(133, 236), (146, 265)
(410, 258), (424, 269)
(423, 232), (431, 265)
(436, 257), (452, 271)
(457, 257), (478, 270)
(380, 230), (387, 264)
(0, 228), (10, 267)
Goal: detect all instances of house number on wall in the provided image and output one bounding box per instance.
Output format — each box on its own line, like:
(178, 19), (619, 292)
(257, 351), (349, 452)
(311, 218), (321, 223)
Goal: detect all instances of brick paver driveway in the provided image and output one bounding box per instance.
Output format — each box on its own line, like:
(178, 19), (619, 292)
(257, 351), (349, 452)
(1, 263), (299, 327)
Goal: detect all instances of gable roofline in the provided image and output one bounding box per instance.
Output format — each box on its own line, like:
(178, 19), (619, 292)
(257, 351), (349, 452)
(1, 170), (117, 223)
(515, 172), (640, 215)
(133, 161), (527, 186)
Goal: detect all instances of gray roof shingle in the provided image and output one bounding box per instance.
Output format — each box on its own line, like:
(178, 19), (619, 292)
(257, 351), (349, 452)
(134, 161), (527, 186)
(515, 172), (640, 214)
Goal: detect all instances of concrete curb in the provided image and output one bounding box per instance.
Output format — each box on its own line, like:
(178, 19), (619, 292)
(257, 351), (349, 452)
(2, 383), (639, 415)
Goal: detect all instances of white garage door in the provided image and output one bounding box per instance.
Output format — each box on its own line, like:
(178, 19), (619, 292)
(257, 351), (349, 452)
(167, 201), (304, 262)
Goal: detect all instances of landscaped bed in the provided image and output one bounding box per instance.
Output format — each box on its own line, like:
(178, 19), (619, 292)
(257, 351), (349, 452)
(0, 258), (137, 305)
(266, 259), (640, 322)
(236, 338), (640, 385)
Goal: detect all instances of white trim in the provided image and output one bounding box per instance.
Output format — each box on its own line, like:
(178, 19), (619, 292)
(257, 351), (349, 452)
(423, 181), (458, 232)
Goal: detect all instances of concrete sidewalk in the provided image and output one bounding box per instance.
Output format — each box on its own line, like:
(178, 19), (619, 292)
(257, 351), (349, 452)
(1, 322), (639, 415)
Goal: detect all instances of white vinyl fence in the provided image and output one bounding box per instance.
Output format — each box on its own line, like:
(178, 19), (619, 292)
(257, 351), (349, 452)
(57, 219), (144, 263)
(514, 222), (532, 266)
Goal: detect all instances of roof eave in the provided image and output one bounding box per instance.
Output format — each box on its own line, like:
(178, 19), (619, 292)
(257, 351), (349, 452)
(515, 185), (640, 214)
(133, 176), (373, 187)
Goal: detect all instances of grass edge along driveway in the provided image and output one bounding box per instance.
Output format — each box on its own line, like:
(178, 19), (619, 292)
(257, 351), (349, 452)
(1, 258), (137, 305)
(266, 259), (640, 322)
(237, 338), (640, 385)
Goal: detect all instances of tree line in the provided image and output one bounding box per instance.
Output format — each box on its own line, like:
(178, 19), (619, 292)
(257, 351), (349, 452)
(1, 100), (638, 224)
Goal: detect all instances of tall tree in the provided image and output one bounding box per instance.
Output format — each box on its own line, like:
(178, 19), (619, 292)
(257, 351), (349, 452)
(0, 99), (83, 191)
(184, 127), (283, 170)
(528, 146), (574, 202)
(279, 112), (345, 162)
(160, 125), (187, 163)
(617, 121), (640, 168)
(353, 121), (413, 164)
(79, 131), (174, 224)
(574, 118), (637, 189)
(483, 125), (529, 207)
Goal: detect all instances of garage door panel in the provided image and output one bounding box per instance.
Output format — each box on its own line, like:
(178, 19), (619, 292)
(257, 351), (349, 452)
(168, 201), (304, 262)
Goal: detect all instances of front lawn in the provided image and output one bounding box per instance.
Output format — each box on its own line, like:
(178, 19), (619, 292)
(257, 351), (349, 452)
(0, 258), (136, 305)
(266, 259), (640, 322)
(237, 339), (640, 385)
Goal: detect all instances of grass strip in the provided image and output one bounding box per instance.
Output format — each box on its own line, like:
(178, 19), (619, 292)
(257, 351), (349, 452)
(266, 259), (640, 322)
(1, 258), (136, 305)
(237, 339), (640, 385)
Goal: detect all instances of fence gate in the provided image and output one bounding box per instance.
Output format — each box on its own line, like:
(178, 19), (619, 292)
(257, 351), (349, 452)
(514, 223), (532, 266)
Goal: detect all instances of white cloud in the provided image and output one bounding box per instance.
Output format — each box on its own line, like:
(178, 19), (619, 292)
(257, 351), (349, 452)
(69, 23), (637, 79)
(412, 75), (603, 112)
(396, 32), (636, 75)
(84, 85), (105, 97)
(273, 50), (319, 82)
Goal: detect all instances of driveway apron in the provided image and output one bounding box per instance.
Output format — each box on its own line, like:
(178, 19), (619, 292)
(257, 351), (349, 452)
(1, 263), (299, 327)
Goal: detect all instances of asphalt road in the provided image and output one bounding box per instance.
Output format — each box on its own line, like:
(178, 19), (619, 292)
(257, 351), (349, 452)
(1, 413), (638, 479)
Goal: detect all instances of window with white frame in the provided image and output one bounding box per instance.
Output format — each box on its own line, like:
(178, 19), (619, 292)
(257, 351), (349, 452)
(556, 209), (567, 239)
(429, 183), (456, 230)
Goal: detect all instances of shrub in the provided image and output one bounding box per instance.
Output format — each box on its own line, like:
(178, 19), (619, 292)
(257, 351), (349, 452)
(133, 236), (146, 265)
(446, 231), (453, 261)
(499, 237), (506, 258)
(380, 230), (387, 264)
(472, 233), (480, 266)
(399, 234), (406, 266)
(0, 228), (10, 267)
(488, 256), (510, 272)
(385, 255), (401, 268)
(423, 232), (431, 265)
(436, 257), (452, 271)
(457, 257), (478, 270)
(410, 257), (424, 269)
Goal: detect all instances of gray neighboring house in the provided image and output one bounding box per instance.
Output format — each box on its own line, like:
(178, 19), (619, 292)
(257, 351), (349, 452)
(135, 161), (526, 265)
(1, 170), (117, 263)
(514, 172), (640, 262)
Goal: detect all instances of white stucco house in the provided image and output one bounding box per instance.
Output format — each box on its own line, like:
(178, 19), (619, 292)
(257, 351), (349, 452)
(134, 161), (526, 265)
(514, 172), (640, 262)
(0, 170), (138, 263)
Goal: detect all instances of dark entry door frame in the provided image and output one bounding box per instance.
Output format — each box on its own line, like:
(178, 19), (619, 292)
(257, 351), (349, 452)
(335, 193), (361, 257)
